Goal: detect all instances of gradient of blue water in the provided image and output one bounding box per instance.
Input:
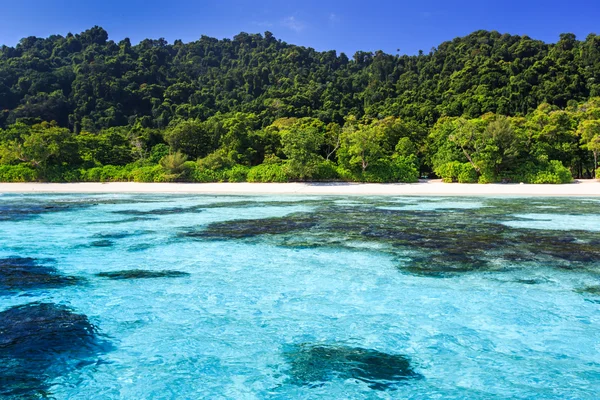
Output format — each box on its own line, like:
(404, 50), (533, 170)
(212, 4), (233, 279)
(1, 194), (600, 399)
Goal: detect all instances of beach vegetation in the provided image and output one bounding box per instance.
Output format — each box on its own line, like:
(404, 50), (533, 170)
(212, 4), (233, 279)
(1, 28), (600, 182)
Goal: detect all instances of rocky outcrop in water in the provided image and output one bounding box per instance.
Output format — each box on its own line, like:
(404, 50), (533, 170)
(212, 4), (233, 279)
(0, 302), (110, 398)
(283, 344), (420, 390)
(0, 257), (82, 294)
(182, 216), (318, 239)
(96, 269), (190, 280)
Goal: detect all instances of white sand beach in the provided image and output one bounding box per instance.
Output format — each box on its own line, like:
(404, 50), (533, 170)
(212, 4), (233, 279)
(0, 180), (599, 196)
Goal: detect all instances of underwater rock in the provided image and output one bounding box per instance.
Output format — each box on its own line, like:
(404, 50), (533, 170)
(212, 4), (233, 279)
(283, 344), (420, 390)
(89, 239), (114, 247)
(127, 243), (154, 252)
(93, 231), (135, 239)
(89, 216), (158, 225)
(0, 202), (78, 222)
(402, 254), (492, 277)
(0, 257), (81, 294)
(96, 269), (190, 280)
(576, 286), (600, 295)
(182, 215), (318, 240)
(0, 302), (109, 398)
(112, 206), (202, 216)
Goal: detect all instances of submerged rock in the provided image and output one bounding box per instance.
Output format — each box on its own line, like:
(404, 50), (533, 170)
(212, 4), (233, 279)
(0, 302), (110, 398)
(283, 344), (420, 390)
(403, 254), (492, 277)
(127, 243), (154, 252)
(182, 215), (318, 240)
(112, 206), (202, 216)
(96, 269), (190, 280)
(89, 239), (114, 247)
(576, 286), (600, 295)
(0, 257), (81, 294)
(0, 202), (80, 222)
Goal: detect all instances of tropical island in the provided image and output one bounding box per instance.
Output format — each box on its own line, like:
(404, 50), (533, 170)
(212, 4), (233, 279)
(1, 27), (599, 185)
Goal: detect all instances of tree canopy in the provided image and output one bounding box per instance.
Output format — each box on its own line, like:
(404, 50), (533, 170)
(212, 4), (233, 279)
(0, 27), (599, 183)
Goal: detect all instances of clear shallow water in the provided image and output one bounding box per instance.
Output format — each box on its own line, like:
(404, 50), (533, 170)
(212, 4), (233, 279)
(1, 194), (600, 399)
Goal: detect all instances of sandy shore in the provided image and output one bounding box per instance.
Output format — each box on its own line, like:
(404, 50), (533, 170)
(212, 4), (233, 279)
(0, 180), (599, 196)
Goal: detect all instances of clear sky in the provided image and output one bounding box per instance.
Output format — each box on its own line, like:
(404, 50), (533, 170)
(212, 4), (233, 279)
(1, 0), (599, 55)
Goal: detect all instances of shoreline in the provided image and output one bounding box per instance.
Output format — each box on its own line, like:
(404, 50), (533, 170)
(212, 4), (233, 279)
(0, 180), (600, 196)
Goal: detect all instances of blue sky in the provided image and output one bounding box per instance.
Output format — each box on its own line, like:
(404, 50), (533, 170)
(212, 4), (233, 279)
(1, 0), (599, 55)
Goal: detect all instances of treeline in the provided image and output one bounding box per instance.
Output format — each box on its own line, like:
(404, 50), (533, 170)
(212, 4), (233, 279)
(0, 27), (599, 183)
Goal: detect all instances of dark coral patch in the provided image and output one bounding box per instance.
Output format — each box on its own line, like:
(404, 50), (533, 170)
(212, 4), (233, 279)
(0, 202), (80, 222)
(112, 206), (202, 216)
(576, 286), (600, 295)
(402, 254), (493, 277)
(284, 344), (420, 390)
(96, 269), (190, 280)
(0, 257), (81, 294)
(89, 240), (114, 247)
(182, 216), (317, 240)
(0, 302), (110, 398)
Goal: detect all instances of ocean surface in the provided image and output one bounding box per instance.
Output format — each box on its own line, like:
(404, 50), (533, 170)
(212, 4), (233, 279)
(1, 194), (599, 399)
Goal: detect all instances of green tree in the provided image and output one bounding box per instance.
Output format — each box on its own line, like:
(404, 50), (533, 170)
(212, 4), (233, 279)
(342, 123), (384, 172)
(159, 151), (188, 174)
(15, 122), (79, 172)
(164, 119), (216, 159)
(280, 121), (325, 179)
(578, 119), (600, 176)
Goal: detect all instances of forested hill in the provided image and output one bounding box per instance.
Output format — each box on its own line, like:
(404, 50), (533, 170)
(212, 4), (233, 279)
(0, 26), (599, 184)
(2, 26), (599, 130)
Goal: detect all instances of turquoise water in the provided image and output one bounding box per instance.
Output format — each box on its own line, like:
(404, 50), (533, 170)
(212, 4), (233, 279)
(1, 194), (600, 399)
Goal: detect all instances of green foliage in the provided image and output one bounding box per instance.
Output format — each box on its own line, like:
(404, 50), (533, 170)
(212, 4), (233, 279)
(1, 27), (600, 183)
(164, 119), (217, 159)
(223, 165), (250, 182)
(340, 122), (385, 172)
(458, 165), (479, 183)
(314, 160), (340, 181)
(280, 119), (325, 179)
(506, 160), (573, 184)
(80, 165), (133, 182)
(159, 152), (188, 174)
(189, 166), (224, 183)
(247, 164), (289, 182)
(0, 165), (38, 182)
(149, 144), (170, 164)
(525, 161), (573, 184)
(435, 162), (478, 183)
(130, 165), (164, 182)
(197, 149), (235, 170)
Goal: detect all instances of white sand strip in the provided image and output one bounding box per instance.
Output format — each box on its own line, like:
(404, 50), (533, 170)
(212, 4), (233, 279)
(0, 180), (599, 196)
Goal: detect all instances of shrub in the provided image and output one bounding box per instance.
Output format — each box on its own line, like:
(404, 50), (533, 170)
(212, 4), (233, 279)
(435, 161), (477, 183)
(159, 152), (188, 174)
(335, 166), (356, 182)
(247, 164), (289, 182)
(189, 167), (224, 182)
(338, 157), (418, 183)
(0, 165), (38, 182)
(40, 166), (82, 182)
(130, 165), (164, 182)
(477, 172), (495, 184)
(313, 160), (339, 181)
(391, 156), (419, 183)
(81, 165), (133, 182)
(223, 165), (250, 182)
(148, 143), (170, 164)
(457, 165), (478, 183)
(514, 160), (573, 184)
(197, 149), (235, 170)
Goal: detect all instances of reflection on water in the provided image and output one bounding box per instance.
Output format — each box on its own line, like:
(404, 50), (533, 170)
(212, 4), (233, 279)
(0, 194), (599, 398)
